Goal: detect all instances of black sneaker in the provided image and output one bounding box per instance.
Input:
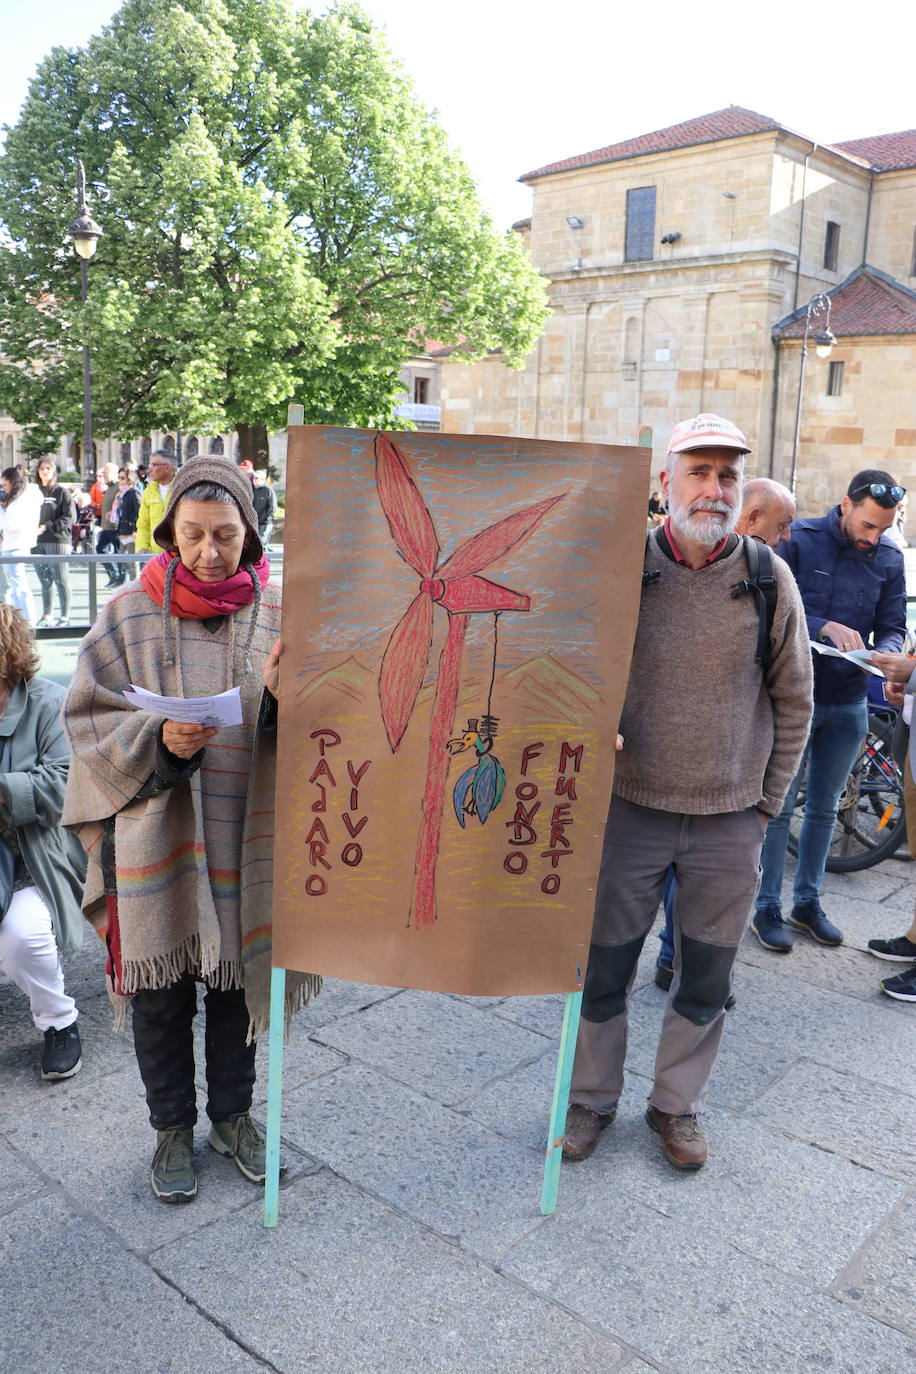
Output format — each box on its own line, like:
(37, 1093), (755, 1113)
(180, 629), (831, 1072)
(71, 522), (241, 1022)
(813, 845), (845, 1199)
(751, 905), (793, 952)
(879, 966), (916, 1002)
(41, 1023), (82, 1080)
(787, 900), (843, 947)
(868, 934), (916, 962)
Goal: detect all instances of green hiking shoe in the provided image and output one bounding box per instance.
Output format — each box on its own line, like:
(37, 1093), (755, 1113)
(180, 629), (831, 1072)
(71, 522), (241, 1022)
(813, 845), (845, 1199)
(208, 1113), (280, 1184)
(150, 1127), (197, 1204)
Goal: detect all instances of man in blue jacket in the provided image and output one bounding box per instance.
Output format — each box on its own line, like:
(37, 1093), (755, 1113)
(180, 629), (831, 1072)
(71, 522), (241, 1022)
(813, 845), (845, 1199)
(752, 470), (907, 952)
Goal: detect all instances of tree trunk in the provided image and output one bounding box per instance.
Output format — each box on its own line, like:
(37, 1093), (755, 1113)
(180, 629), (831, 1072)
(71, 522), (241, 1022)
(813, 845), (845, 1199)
(236, 423), (270, 467)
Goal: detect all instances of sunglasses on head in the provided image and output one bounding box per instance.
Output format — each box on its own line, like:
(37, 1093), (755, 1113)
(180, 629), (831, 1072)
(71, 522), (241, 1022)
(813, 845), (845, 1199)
(850, 482), (906, 505)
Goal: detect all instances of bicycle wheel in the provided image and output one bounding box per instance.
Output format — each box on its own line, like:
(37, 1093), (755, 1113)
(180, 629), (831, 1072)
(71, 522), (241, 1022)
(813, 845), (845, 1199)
(787, 712), (908, 873)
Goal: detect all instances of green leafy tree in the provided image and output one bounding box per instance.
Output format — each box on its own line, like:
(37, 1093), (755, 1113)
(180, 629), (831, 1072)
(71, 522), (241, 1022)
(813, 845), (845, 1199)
(0, 0), (548, 462)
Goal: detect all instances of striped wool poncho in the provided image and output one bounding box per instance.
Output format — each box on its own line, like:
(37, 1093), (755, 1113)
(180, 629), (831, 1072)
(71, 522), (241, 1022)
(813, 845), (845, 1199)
(61, 574), (319, 1037)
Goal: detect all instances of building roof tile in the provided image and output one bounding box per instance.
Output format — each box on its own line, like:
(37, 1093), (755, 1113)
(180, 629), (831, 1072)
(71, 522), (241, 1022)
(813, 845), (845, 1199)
(773, 266), (916, 340)
(519, 107), (784, 180)
(829, 129), (916, 171)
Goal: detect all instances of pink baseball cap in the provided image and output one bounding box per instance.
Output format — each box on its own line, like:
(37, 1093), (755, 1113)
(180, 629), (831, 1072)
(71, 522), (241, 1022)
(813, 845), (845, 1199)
(666, 413), (751, 457)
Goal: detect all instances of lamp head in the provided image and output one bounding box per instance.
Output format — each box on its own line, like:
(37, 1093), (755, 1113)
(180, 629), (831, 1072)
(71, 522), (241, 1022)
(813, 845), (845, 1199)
(814, 329), (836, 358)
(67, 213), (102, 259)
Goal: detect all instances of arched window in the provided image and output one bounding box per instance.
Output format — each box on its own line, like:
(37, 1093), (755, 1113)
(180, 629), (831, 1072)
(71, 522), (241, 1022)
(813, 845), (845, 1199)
(209, 435), (224, 455)
(185, 435), (199, 459)
(162, 434), (175, 455)
(141, 436), (152, 459)
(120, 442), (132, 463)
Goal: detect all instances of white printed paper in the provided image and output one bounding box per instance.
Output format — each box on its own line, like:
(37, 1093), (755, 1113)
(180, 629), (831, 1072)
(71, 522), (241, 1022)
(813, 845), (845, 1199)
(122, 683), (243, 728)
(809, 641), (884, 677)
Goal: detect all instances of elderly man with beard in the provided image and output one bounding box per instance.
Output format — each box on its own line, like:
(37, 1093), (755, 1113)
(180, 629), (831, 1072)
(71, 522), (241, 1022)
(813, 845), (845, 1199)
(563, 414), (813, 1172)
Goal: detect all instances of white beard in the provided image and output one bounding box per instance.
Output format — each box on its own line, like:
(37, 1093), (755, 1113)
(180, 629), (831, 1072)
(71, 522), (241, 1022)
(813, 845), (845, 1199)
(667, 490), (738, 548)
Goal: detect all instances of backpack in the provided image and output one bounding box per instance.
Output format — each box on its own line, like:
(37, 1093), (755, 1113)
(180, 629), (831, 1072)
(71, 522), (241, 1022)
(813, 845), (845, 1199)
(730, 535), (778, 671)
(643, 532), (778, 670)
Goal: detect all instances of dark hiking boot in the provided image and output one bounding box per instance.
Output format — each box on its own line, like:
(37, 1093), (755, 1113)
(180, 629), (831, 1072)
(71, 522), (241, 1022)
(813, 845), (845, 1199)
(41, 1023), (82, 1080)
(751, 905), (793, 952)
(151, 1127), (197, 1203)
(561, 1104), (616, 1162)
(209, 1113), (280, 1184)
(787, 900), (843, 947)
(645, 1105), (707, 1171)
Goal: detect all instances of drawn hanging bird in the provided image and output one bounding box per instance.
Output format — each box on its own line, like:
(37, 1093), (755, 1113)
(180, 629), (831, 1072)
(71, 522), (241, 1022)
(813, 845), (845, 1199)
(447, 719), (506, 827)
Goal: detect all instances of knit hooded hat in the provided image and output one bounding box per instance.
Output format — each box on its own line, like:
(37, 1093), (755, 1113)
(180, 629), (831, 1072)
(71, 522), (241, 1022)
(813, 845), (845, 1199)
(153, 456), (263, 563)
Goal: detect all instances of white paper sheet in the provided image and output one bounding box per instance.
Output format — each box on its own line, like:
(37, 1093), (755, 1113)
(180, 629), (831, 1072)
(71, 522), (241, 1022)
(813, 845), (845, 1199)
(809, 641), (884, 677)
(122, 683), (243, 728)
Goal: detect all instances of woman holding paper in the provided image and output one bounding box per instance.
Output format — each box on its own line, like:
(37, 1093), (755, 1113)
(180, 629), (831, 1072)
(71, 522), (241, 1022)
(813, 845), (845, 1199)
(62, 456), (319, 1204)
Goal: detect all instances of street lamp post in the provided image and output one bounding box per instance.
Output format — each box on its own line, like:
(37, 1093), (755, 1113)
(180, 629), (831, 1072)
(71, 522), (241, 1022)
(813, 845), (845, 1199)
(66, 160), (102, 481)
(789, 291), (836, 495)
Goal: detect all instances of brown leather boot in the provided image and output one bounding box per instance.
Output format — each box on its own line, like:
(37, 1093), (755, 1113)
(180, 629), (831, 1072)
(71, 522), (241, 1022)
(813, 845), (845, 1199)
(645, 1105), (707, 1171)
(562, 1104), (616, 1161)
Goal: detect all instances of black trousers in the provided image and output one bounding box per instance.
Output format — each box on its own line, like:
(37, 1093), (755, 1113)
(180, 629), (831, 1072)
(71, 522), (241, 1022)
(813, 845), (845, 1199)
(96, 528), (121, 582)
(131, 975), (257, 1130)
(34, 543), (72, 618)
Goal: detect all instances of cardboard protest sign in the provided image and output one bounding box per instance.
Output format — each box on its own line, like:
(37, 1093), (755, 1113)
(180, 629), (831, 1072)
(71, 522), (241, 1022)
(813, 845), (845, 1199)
(272, 427), (649, 996)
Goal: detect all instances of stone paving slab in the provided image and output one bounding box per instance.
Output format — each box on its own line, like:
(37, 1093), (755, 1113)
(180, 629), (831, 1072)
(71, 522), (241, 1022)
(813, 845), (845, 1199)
(153, 1169), (629, 1374)
(2, 1064), (318, 1254)
(819, 865), (910, 904)
(285, 975), (400, 1032)
(746, 1060), (916, 1182)
(736, 931), (889, 1001)
(499, 1186), (916, 1374)
(549, 1105), (904, 1286)
(314, 988), (552, 1106)
(0, 992), (136, 1116)
(719, 960), (916, 1094)
(834, 1193), (916, 1338)
(281, 1061), (590, 1260)
(1, 1193), (265, 1374)
(0, 1134), (47, 1217)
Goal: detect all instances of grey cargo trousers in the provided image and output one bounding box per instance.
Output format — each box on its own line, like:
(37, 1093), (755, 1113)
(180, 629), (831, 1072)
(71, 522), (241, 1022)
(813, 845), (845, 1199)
(570, 794), (766, 1117)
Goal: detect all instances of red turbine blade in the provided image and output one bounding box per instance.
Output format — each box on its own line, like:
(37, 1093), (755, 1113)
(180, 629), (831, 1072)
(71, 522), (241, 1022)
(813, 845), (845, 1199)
(378, 593), (434, 752)
(375, 433), (440, 577)
(437, 492), (566, 580)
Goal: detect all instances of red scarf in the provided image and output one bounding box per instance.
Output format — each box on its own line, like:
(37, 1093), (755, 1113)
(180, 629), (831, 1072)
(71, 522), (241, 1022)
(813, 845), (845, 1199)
(141, 551), (270, 619)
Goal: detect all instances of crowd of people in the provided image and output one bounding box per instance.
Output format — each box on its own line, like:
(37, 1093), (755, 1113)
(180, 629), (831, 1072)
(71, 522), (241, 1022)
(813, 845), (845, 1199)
(1, 425), (913, 1203)
(0, 452), (280, 626)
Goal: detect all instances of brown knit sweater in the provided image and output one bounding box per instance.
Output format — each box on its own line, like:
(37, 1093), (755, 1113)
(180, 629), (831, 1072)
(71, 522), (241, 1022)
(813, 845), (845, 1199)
(613, 533), (813, 816)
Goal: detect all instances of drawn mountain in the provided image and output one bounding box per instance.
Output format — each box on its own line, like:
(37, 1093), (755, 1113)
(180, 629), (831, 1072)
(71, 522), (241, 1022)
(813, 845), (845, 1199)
(416, 677), (483, 711)
(296, 656), (375, 705)
(501, 655), (603, 726)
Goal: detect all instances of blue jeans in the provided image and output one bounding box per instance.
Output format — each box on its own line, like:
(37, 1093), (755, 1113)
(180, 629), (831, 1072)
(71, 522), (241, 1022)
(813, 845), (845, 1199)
(756, 700), (868, 910)
(657, 866), (676, 967)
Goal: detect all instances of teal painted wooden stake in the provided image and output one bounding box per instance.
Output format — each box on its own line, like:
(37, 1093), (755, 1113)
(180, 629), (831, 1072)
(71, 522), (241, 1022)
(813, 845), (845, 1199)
(263, 966), (287, 1228)
(540, 988), (583, 1216)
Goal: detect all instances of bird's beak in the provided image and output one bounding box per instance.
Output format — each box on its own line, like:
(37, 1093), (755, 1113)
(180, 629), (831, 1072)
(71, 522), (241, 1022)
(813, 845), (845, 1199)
(446, 737), (468, 755)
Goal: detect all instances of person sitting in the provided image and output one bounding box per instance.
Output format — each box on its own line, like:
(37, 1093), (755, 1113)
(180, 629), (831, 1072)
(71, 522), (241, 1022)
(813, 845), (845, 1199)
(0, 606), (87, 1079)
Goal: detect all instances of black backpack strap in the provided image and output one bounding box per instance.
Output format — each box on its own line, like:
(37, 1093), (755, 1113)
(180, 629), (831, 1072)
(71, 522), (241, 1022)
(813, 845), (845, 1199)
(642, 528), (661, 587)
(731, 535), (778, 669)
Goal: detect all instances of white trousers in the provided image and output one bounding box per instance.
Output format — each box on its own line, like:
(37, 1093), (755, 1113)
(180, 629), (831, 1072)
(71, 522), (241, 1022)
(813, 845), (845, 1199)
(0, 886), (77, 1031)
(3, 550), (37, 626)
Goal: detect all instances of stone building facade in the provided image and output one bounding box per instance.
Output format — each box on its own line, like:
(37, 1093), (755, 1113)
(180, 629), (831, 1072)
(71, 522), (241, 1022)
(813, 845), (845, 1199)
(438, 108), (916, 513)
